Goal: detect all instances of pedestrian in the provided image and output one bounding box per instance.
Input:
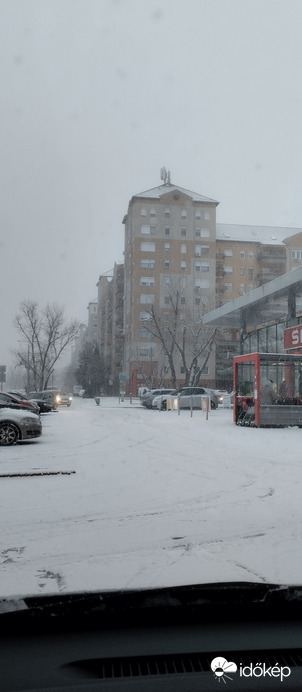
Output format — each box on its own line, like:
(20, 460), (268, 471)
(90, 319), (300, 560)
(260, 378), (278, 405)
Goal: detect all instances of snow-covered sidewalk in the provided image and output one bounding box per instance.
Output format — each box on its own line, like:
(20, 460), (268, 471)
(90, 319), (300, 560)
(1, 397), (302, 597)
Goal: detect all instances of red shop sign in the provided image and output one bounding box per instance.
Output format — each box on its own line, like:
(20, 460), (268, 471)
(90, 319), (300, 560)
(284, 325), (302, 350)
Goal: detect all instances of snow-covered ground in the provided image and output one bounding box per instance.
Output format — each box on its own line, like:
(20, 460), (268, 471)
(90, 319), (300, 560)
(1, 397), (302, 598)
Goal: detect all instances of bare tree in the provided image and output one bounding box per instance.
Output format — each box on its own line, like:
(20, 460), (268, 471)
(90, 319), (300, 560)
(141, 289), (218, 388)
(14, 300), (81, 391)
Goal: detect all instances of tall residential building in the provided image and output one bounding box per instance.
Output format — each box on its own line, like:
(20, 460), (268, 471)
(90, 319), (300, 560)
(122, 178), (219, 393)
(97, 263), (124, 394)
(94, 175), (302, 393)
(86, 301), (98, 344)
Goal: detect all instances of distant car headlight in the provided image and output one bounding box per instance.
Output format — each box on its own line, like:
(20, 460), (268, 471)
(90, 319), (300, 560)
(56, 395), (61, 403)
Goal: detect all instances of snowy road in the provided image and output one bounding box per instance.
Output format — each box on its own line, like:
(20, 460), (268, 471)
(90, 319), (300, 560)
(1, 397), (302, 598)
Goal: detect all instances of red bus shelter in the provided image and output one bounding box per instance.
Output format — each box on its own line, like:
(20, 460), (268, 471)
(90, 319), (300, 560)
(233, 352), (302, 427)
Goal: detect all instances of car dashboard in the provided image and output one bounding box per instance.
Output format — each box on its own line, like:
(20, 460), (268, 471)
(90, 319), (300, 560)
(1, 582), (302, 691)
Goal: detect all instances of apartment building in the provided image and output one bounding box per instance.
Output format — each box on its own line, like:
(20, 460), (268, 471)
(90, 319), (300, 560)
(97, 263), (124, 394)
(216, 224), (302, 304)
(93, 175), (302, 393)
(214, 224), (302, 386)
(86, 301), (98, 345)
(122, 180), (219, 393)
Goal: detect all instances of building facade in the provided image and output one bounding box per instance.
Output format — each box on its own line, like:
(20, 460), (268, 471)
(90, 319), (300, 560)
(97, 263), (124, 394)
(93, 175), (302, 394)
(122, 180), (219, 393)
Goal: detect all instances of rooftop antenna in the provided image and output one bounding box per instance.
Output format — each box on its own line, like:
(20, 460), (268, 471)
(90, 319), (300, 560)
(160, 167), (171, 185)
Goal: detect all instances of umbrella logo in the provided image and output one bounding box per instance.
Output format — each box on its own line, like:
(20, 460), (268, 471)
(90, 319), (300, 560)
(211, 657), (237, 684)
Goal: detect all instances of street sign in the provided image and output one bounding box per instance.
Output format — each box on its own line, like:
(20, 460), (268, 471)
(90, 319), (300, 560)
(284, 325), (302, 350)
(119, 374), (126, 382)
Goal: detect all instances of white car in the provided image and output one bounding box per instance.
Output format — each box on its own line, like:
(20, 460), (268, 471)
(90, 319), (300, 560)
(140, 388), (175, 409)
(152, 387), (219, 410)
(0, 408), (42, 446)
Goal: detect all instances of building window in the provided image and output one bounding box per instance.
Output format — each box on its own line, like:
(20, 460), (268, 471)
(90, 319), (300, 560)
(140, 259), (155, 269)
(240, 266), (245, 275)
(140, 207), (147, 216)
(164, 260), (170, 270)
(291, 250), (302, 259)
(139, 346), (154, 356)
(141, 225), (155, 235)
(223, 265), (233, 274)
(181, 209), (187, 218)
(240, 250), (245, 259)
(196, 228), (210, 238)
(164, 242), (170, 251)
(139, 328), (151, 338)
(165, 227), (170, 236)
(140, 276), (155, 286)
(239, 284), (245, 295)
(195, 297), (201, 305)
(165, 208), (170, 218)
(200, 365), (209, 374)
(181, 261), (186, 270)
(224, 249), (233, 257)
(181, 243), (187, 253)
(141, 242), (155, 252)
(195, 245), (209, 256)
(195, 262), (209, 272)
(204, 211), (210, 221)
(150, 207), (156, 217)
(248, 251), (254, 259)
(164, 296), (170, 304)
(140, 311), (151, 321)
(195, 210), (201, 219)
(180, 297), (186, 304)
(224, 283), (233, 293)
(248, 267), (254, 279)
(140, 294), (155, 304)
(164, 276), (170, 285)
(195, 279), (209, 288)
(249, 283), (254, 291)
(181, 228), (187, 237)
(181, 276), (186, 288)
(164, 312), (170, 321)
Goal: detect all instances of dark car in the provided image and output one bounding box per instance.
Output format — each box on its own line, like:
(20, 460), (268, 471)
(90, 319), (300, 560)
(26, 392), (52, 413)
(0, 391), (40, 415)
(29, 390), (60, 411)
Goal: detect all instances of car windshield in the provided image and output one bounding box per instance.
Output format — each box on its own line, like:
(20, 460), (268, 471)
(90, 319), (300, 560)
(1, 0), (302, 611)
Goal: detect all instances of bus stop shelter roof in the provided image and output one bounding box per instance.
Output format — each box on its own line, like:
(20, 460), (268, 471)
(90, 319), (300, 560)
(203, 266), (302, 328)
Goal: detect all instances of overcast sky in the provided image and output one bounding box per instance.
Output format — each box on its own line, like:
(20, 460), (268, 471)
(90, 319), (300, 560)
(1, 0), (302, 371)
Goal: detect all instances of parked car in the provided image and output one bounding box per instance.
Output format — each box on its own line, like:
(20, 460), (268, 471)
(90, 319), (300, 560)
(0, 407), (42, 445)
(7, 390), (40, 415)
(152, 386), (219, 410)
(140, 388), (175, 409)
(58, 393), (72, 406)
(0, 391), (40, 415)
(26, 393), (52, 413)
(213, 389), (229, 405)
(29, 390), (61, 411)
